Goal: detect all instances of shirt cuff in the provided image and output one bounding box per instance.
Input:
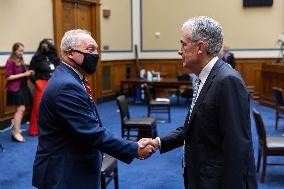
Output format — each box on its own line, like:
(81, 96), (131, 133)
(156, 137), (161, 149)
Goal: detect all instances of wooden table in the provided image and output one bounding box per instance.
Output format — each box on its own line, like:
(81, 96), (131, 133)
(120, 78), (192, 104)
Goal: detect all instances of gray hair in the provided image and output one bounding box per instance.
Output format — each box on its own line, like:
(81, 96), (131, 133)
(182, 16), (223, 56)
(60, 29), (91, 53)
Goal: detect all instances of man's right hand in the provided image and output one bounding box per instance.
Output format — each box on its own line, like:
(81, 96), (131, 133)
(136, 138), (160, 160)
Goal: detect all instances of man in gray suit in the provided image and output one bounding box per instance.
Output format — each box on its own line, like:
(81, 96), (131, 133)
(148, 16), (257, 189)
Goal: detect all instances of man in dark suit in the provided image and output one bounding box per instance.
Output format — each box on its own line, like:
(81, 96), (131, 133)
(222, 45), (236, 68)
(149, 16), (257, 189)
(32, 29), (155, 189)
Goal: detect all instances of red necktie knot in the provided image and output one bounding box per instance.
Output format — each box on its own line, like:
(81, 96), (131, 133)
(82, 78), (92, 97)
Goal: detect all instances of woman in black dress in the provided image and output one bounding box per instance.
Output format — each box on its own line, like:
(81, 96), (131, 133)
(5, 42), (34, 142)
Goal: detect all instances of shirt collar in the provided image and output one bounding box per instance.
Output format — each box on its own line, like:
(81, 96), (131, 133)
(62, 61), (84, 80)
(198, 56), (218, 85)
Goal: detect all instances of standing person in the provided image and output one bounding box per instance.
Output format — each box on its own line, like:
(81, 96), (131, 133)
(32, 29), (156, 189)
(148, 16), (257, 189)
(28, 39), (60, 136)
(222, 45), (236, 68)
(5, 42), (34, 142)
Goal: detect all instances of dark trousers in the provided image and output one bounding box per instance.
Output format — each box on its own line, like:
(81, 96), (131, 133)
(183, 167), (189, 189)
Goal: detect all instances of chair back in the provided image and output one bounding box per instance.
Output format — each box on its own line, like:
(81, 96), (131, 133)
(143, 84), (153, 103)
(252, 108), (267, 147)
(116, 95), (130, 124)
(273, 87), (284, 106)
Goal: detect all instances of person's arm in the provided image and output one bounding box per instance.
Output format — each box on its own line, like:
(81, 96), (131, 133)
(5, 60), (33, 81)
(217, 75), (252, 188)
(143, 127), (184, 156)
(55, 83), (154, 163)
(29, 57), (37, 84)
(158, 126), (185, 153)
(229, 52), (236, 68)
(6, 70), (34, 81)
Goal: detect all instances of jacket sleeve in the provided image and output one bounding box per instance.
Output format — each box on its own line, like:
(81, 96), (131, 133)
(29, 57), (37, 84)
(229, 53), (236, 68)
(5, 59), (14, 78)
(55, 83), (138, 164)
(160, 126), (185, 154)
(217, 75), (254, 189)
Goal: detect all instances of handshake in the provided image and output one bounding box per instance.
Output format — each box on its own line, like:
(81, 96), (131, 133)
(136, 137), (160, 160)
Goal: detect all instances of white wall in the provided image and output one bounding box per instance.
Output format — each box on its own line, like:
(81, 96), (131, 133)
(0, 0), (53, 66)
(0, 0), (283, 65)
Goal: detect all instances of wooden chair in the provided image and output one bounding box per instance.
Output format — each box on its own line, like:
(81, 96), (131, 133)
(272, 87), (284, 130)
(101, 154), (118, 189)
(143, 84), (171, 123)
(116, 95), (157, 141)
(252, 108), (284, 183)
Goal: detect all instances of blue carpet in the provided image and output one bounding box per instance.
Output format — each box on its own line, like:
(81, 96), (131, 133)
(0, 98), (284, 189)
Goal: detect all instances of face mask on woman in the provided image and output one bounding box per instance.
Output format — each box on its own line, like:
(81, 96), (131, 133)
(41, 48), (49, 56)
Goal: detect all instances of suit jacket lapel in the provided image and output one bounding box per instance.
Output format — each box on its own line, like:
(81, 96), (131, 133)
(61, 63), (104, 127)
(185, 60), (224, 131)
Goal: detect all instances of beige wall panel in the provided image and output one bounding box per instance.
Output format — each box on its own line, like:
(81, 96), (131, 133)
(142, 0), (284, 50)
(0, 0), (54, 52)
(100, 0), (132, 51)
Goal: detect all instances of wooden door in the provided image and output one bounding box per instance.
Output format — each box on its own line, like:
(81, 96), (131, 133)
(61, 1), (93, 33)
(62, 1), (77, 34)
(53, 0), (101, 100)
(77, 3), (93, 31)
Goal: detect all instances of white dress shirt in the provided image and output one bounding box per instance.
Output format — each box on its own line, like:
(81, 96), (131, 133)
(157, 56), (219, 149)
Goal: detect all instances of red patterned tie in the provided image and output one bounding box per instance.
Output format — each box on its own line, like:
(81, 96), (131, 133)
(82, 77), (93, 99)
(82, 77), (103, 127)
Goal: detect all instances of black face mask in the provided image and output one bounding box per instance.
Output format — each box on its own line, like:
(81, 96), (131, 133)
(71, 49), (99, 74)
(41, 48), (49, 56)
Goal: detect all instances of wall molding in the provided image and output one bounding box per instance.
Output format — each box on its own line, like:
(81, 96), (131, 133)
(101, 0), (133, 53)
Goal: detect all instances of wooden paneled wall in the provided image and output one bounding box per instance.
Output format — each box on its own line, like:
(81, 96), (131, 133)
(0, 69), (29, 121)
(0, 58), (280, 121)
(260, 63), (284, 106)
(99, 60), (135, 98)
(236, 58), (273, 97)
(98, 58), (279, 102)
(138, 59), (188, 77)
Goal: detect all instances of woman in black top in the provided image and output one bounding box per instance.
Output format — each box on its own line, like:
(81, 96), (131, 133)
(29, 39), (60, 136)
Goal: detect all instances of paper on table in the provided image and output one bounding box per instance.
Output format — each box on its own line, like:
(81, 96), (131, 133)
(155, 98), (170, 102)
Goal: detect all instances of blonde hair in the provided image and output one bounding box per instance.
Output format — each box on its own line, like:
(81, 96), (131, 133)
(10, 42), (24, 66)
